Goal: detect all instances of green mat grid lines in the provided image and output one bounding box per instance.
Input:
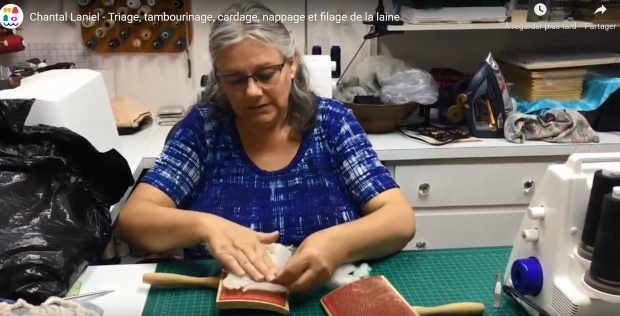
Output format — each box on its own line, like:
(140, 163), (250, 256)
(142, 246), (526, 316)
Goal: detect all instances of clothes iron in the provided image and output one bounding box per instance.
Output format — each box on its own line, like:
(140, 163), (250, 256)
(461, 53), (513, 138)
(505, 153), (620, 316)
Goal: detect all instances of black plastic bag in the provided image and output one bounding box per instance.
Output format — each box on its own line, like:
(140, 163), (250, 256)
(0, 99), (134, 303)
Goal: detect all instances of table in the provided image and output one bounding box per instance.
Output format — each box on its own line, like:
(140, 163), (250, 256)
(76, 247), (525, 316)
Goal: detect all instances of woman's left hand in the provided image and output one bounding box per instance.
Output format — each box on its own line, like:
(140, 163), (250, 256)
(272, 229), (346, 291)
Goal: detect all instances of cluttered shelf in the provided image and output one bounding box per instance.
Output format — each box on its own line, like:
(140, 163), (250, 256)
(387, 20), (617, 31)
(124, 124), (620, 165)
(125, 124), (620, 164)
(368, 131), (620, 161)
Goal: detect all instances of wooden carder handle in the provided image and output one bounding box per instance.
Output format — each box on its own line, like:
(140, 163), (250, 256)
(412, 302), (485, 315)
(142, 272), (220, 288)
(143, 273), (484, 315)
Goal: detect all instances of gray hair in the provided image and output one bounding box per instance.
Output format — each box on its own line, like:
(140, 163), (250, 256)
(205, 1), (316, 135)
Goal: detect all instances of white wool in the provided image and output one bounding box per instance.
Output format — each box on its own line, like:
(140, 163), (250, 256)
(222, 243), (372, 292)
(222, 243), (292, 292)
(325, 263), (372, 289)
(0, 297), (101, 316)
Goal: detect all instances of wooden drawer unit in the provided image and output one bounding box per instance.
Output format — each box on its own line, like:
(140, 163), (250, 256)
(392, 157), (563, 208)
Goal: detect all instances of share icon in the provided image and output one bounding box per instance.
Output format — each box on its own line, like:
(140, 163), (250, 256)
(594, 5), (607, 15)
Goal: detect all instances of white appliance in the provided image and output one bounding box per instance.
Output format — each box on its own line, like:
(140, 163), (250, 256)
(0, 69), (118, 152)
(505, 153), (620, 316)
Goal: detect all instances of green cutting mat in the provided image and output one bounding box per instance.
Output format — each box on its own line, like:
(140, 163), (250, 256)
(142, 247), (526, 316)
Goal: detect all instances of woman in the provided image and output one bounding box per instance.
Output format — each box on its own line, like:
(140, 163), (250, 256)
(118, 1), (415, 292)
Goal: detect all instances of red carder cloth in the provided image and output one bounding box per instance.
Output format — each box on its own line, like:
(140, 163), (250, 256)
(321, 275), (417, 316)
(215, 276), (289, 315)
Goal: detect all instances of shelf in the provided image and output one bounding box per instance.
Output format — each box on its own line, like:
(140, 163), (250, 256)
(387, 21), (618, 31)
(368, 131), (620, 161)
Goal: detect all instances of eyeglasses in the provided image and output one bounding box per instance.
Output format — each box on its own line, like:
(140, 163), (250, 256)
(215, 61), (286, 89)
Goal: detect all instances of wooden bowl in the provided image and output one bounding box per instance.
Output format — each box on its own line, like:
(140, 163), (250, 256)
(344, 101), (419, 134)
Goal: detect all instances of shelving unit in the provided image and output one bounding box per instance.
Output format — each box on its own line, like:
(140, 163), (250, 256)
(368, 19), (620, 250)
(387, 20), (617, 31)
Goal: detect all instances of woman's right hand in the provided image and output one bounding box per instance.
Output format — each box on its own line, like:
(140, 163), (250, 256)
(199, 213), (280, 282)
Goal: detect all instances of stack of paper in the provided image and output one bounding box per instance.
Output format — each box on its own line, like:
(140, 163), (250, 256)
(498, 51), (620, 101)
(499, 63), (587, 101)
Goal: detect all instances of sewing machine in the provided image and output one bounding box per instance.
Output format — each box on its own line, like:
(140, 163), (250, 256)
(0, 69), (118, 152)
(505, 153), (620, 316)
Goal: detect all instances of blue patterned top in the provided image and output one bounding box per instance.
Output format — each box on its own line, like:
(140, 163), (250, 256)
(142, 97), (397, 258)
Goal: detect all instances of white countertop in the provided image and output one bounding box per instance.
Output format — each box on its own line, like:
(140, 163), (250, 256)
(118, 124), (620, 167)
(368, 131), (620, 161)
(75, 263), (156, 316)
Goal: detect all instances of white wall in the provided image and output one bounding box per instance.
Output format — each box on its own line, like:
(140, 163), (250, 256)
(12, 0), (379, 111)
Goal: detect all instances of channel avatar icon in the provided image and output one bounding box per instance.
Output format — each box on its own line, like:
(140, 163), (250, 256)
(1, 4), (23, 29)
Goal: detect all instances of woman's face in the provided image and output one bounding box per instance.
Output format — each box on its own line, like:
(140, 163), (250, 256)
(215, 37), (297, 129)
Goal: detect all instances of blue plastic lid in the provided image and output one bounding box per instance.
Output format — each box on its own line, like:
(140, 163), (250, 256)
(511, 257), (544, 296)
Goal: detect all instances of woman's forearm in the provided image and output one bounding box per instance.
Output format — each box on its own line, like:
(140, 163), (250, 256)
(118, 200), (209, 253)
(329, 190), (415, 263)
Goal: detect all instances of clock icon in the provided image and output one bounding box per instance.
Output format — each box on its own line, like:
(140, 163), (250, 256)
(534, 3), (547, 16)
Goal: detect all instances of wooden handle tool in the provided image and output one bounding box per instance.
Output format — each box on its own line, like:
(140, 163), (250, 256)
(144, 273), (484, 315)
(142, 272), (220, 288)
(412, 302), (485, 315)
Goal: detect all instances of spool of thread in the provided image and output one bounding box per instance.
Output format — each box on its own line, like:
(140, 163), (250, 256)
(138, 6), (151, 17)
(119, 27), (131, 39)
(102, 0), (115, 6)
(152, 38), (163, 49)
(103, 19), (115, 29)
(175, 37), (187, 49)
(147, 0), (157, 6)
(173, 20), (183, 28)
(81, 18), (96, 28)
(85, 37), (98, 48)
(330, 45), (341, 78)
(140, 29), (152, 40)
(95, 27), (107, 39)
(173, 0), (184, 8)
(0, 34), (25, 54)
(311, 45), (322, 55)
(117, 6), (129, 15)
(578, 169), (620, 260)
(126, 0), (140, 9)
(77, 0), (92, 5)
(132, 38), (142, 48)
(584, 187), (620, 295)
(160, 27), (173, 40)
(108, 38), (120, 49)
